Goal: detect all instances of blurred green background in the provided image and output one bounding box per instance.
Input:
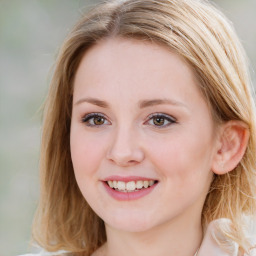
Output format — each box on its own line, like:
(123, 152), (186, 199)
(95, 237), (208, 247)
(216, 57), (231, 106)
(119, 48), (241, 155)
(0, 0), (255, 255)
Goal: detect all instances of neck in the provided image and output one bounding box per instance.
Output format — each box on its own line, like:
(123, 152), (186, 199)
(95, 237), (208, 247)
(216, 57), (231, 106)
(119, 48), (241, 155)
(103, 214), (202, 256)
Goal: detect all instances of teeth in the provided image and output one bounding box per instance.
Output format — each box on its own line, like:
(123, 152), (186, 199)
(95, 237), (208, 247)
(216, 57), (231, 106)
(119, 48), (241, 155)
(113, 180), (118, 189)
(107, 181), (114, 188)
(136, 180), (143, 189)
(117, 181), (126, 191)
(106, 180), (156, 191)
(143, 181), (149, 188)
(126, 181), (136, 191)
(149, 180), (154, 186)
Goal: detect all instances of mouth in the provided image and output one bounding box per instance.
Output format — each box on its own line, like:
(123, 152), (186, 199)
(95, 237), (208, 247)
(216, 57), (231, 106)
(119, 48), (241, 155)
(105, 179), (158, 193)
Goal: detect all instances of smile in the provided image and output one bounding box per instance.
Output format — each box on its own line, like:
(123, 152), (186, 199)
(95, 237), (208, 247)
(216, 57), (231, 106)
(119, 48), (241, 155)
(106, 180), (157, 192)
(102, 177), (159, 201)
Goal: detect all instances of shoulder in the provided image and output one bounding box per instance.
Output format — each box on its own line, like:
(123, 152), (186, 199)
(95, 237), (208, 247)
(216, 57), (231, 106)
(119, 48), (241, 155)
(198, 218), (256, 256)
(18, 255), (41, 256)
(18, 250), (69, 256)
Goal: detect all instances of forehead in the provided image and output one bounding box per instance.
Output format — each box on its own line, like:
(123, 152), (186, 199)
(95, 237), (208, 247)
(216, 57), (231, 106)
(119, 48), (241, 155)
(73, 37), (206, 111)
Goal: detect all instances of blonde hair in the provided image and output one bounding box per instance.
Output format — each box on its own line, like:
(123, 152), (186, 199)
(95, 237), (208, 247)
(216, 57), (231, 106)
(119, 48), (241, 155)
(32, 0), (256, 255)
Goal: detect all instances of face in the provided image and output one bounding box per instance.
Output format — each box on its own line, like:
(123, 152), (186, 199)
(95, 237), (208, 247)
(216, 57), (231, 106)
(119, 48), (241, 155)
(70, 37), (218, 233)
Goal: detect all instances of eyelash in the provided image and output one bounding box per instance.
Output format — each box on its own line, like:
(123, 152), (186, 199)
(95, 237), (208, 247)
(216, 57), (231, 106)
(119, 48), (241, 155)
(81, 112), (177, 128)
(147, 113), (177, 128)
(81, 113), (110, 127)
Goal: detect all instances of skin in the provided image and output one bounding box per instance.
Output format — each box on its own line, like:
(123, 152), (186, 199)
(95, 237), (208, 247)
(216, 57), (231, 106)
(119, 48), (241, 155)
(70, 37), (222, 256)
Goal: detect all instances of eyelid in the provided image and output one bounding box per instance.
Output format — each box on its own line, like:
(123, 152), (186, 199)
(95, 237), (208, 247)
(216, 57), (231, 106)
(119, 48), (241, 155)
(145, 112), (177, 128)
(147, 112), (176, 122)
(81, 112), (111, 127)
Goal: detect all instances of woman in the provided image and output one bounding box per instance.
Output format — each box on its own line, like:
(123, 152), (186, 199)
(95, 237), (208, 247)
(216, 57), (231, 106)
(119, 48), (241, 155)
(25, 0), (256, 255)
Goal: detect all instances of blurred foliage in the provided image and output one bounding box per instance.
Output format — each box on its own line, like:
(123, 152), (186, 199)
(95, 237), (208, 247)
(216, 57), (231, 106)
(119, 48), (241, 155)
(0, 0), (255, 255)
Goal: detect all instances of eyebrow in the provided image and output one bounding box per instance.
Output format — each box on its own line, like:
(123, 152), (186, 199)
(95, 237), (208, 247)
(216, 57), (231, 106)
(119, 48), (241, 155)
(139, 99), (186, 109)
(74, 97), (187, 109)
(75, 98), (109, 108)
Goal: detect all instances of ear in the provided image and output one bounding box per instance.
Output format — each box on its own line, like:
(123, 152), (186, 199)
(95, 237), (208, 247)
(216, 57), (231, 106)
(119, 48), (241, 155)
(212, 120), (249, 175)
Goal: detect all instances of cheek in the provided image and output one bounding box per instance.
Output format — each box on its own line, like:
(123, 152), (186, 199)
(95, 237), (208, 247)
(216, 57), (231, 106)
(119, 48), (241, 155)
(146, 130), (214, 181)
(70, 129), (106, 177)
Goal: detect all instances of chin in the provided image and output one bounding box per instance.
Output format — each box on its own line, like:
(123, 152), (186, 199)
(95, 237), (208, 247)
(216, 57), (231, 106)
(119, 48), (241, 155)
(103, 210), (158, 233)
(108, 221), (154, 233)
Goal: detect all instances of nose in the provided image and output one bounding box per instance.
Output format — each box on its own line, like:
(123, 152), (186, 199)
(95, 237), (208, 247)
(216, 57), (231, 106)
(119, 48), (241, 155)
(106, 126), (145, 167)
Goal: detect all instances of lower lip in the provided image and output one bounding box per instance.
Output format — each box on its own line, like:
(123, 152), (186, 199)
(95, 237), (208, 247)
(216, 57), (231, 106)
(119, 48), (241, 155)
(102, 182), (158, 201)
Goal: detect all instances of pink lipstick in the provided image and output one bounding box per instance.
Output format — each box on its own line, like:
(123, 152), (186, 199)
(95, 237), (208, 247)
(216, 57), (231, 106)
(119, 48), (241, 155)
(102, 176), (158, 201)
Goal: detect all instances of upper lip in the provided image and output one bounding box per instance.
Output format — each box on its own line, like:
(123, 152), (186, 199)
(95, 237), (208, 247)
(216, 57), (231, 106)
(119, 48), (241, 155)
(102, 175), (158, 182)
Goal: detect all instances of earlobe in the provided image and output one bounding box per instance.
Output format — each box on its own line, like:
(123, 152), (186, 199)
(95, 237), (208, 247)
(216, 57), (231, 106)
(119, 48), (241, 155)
(212, 120), (249, 175)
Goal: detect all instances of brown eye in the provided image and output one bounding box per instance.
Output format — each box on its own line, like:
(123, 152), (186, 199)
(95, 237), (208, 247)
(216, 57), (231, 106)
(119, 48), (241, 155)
(82, 113), (110, 127)
(153, 117), (165, 126)
(93, 116), (105, 125)
(147, 113), (177, 128)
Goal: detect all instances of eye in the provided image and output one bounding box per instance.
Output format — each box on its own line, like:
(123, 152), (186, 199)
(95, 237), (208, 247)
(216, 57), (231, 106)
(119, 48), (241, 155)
(146, 113), (177, 128)
(81, 113), (110, 127)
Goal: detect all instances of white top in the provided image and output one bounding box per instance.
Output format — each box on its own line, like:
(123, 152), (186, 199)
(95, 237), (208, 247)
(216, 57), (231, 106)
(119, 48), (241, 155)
(19, 219), (256, 256)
